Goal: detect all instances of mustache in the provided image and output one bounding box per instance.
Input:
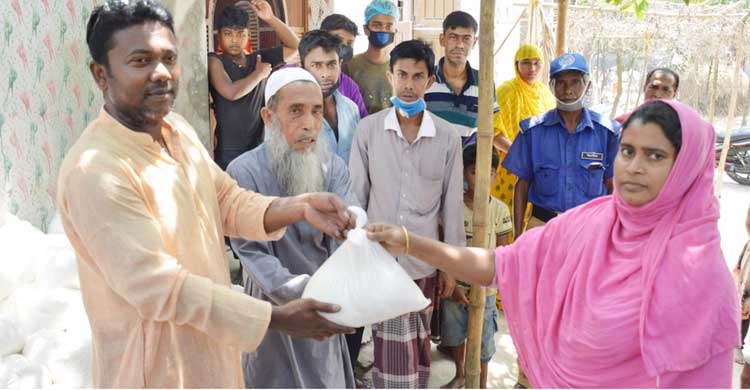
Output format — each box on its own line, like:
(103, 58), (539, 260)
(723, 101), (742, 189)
(144, 82), (174, 96)
(295, 135), (316, 143)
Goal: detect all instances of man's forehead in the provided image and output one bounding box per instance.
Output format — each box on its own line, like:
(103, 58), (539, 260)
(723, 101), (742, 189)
(306, 47), (339, 61)
(110, 21), (176, 54)
(275, 81), (322, 105)
(445, 26), (475, 36)
(330, 29), (354, 39)
(394, 58), (428, 73)
(370, 13), (395, 23)
(650, 72), (676, 84)
(555, 71), (584, 80)
(220, 26), (248, 33)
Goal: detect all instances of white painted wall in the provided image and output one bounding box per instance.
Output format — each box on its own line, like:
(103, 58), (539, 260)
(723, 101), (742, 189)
(460, 0), (523, 85)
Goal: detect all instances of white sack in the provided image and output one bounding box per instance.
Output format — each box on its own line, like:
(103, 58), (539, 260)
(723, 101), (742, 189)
(33, 234), (80, 290)
(0, 287), (90, 338)
(302, 207), (430, 327)
(23, 330), (92, 388)
(0, 216), (45, 299)
(0, 354), (53, 389)
(0, 316), (26, 357)
(47, 211), (65, 235)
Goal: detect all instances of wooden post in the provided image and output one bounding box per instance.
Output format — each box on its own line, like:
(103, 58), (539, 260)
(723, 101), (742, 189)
(716, 12), (750, 197)
(556, 0), (569, 55)
(708, 53), (720, 125)
(466, 0), (495, 388)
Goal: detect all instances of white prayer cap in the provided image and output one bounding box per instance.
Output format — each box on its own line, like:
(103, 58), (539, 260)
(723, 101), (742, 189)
(264, 67), (319, 104)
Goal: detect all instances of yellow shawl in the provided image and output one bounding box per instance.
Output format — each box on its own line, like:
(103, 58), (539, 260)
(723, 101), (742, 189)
(492, 45), (556, 205)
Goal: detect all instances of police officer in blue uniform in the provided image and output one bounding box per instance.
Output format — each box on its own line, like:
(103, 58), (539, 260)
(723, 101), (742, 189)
(503, 53), (621, 238)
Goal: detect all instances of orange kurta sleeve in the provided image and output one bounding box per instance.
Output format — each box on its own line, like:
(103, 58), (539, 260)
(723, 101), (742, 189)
(60, 163), (272, 353)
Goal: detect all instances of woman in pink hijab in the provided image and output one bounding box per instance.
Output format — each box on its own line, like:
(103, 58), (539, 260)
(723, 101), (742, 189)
(367, 100), (739, 387)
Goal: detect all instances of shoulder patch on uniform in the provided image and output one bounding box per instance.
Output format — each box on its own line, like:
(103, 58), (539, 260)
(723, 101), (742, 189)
(519, 111), (548, 134)
(588, 110), (620, 134)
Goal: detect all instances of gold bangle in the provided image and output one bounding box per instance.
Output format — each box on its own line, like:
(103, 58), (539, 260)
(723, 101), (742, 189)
(401, 225), (410, 256)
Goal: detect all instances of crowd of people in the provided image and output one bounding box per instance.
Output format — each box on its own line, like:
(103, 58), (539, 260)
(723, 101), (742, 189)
(55, 0), (742, 388)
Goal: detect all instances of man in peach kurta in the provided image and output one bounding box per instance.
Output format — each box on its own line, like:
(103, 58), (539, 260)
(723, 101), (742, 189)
(57, 1), (355, 387)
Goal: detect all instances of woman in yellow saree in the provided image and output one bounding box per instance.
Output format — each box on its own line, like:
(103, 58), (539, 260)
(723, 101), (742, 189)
(492, 45), (556, 213)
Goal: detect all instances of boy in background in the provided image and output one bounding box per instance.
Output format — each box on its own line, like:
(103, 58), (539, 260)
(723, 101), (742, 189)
(208, 1), (299, 169)
(440, 142), (510, 389)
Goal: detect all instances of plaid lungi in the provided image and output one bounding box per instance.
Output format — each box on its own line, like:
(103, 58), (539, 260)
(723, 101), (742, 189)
(372, 275), (437, 388)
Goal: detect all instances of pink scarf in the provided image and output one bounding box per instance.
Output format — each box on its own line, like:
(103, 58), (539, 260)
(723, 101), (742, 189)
(495, 100), (739, 387)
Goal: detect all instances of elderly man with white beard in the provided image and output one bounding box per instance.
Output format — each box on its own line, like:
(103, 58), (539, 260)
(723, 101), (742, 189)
(227, 67), (358, 388)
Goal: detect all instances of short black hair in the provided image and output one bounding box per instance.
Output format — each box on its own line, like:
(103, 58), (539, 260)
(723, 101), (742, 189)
(320, 13), (359, 36)
(86, 0), (175, 67)
(299, 30), (342, 65)
(442, 10), (477, 34)
(216, 5), (249, 30)
(645, 67), (680, 92)
(623, 100), (682, 155)
(389, 40), (435, 77)
(462, 142), (500, 170)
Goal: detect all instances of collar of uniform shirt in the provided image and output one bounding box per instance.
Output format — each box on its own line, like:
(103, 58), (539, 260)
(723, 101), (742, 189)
(544, 106), (595, 133)
(384, 107), (437, 142)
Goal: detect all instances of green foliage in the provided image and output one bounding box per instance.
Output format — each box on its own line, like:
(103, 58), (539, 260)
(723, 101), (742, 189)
(605, 0), (692, 18)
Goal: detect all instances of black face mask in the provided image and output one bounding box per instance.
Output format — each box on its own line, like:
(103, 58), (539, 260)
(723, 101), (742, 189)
(321, 80), (340, 98)
(339, 45), (354, 63)
(367, 31), (395, 48)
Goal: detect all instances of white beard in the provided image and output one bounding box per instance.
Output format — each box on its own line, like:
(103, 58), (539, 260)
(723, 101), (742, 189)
(266, 119), (328, 196)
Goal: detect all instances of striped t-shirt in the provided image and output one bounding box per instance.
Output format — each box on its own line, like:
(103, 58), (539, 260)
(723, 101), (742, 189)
(424, 58), (500, 137)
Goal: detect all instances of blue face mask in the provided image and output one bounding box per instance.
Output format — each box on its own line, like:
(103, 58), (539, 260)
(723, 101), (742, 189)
(390, 96), (426, 118)
(368, 31), (395, 48)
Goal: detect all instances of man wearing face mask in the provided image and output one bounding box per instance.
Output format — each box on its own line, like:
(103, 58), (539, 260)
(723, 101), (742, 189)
(349, 40), (465, 389)
(299, 30), (361, 164)
(342, 0), (399, 115)
(503, 53), (620, 240)
(320, 13), (369, 119)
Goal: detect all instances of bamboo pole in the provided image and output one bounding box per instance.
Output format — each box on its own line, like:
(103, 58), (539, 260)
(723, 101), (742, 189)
(528, 0), (537, 45)
(742, 64), (750, 126)
(716, 12), (750, 197)
(708, 53), (720, 125)
(704, 56), (714, 98)
(465, 0), (495, 388)
(623, 55), (637, 112)
(556, 0), (569, 55)
(633, 33), (649, 110)
(610, 48), (624, 118)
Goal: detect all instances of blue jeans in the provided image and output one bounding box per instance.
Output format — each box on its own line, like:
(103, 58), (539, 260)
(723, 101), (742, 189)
(440, 294), (498, 362)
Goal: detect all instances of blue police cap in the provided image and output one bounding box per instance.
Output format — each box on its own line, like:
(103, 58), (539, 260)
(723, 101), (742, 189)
(550, 53), (589, 77)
